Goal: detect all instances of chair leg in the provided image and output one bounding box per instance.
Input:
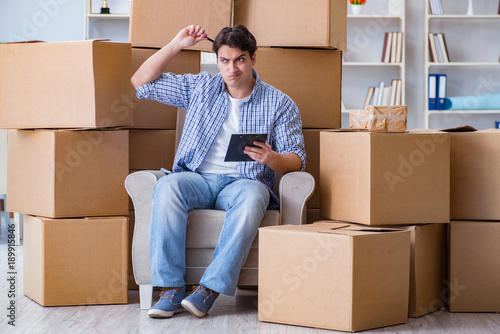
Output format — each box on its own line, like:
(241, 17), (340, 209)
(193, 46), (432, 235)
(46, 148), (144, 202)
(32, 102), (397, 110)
(139, 284), (153, 310)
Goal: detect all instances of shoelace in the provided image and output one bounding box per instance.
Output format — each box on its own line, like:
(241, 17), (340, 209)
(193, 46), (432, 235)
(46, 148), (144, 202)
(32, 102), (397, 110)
(159, 287), (181, 301)
(194, 285), (217, 300)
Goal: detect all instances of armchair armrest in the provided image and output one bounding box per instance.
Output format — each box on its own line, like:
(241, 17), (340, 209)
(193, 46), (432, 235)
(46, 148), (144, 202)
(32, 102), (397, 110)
(125, 170), (166, 284)
(279, 171), (315, 225)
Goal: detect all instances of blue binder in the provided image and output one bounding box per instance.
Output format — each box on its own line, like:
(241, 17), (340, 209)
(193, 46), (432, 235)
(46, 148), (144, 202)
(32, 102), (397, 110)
(437, 74), (447, 110)
(428, 74), (438, 110)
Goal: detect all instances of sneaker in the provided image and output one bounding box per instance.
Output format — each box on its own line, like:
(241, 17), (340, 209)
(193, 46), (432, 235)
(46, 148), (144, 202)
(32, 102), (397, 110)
(148, 287), (185, 318)
(181, 285), (219, 317)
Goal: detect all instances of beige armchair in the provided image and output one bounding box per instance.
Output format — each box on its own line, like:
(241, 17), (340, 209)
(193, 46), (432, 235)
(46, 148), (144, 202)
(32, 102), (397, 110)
(126, 107), (314, 309)
(125, 169), (315, 309)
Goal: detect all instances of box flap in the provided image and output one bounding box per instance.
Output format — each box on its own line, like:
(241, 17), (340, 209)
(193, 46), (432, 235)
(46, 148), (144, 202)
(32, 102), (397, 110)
(441, 125), (477, 132)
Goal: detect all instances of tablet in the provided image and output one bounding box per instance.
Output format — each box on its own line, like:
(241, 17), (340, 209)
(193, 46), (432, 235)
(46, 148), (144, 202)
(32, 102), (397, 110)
(224, 133), (268, 162)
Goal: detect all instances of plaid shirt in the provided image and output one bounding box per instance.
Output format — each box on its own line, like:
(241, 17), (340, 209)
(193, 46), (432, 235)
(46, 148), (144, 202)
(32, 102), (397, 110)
(135, 69), (306, 208)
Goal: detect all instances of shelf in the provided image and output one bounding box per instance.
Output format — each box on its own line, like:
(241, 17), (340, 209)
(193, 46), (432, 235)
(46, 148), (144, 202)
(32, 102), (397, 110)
(428, 110), (500, 115)
(85, 14), (129, 19)
(347, 14), (402, 19)
(428, 62), (500, 67)
(343, 62), (403, 67)
(428, 14), (500, 20)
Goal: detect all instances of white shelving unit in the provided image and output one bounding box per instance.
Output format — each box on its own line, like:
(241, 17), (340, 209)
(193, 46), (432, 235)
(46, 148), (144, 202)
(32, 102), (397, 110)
(342, 1), (406, 125)
(84, 0), (130, 41)
(423, 1), (500, 129)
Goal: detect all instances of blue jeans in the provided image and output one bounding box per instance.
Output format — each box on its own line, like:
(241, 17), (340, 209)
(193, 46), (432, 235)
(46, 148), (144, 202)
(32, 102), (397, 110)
(149, 171), (270, 296)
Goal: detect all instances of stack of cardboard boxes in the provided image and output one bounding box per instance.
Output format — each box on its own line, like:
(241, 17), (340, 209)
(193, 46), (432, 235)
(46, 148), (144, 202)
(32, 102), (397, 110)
(447, 128), (500, 312)
(0, 40), (131, 306)
(234, 0), (346, 223)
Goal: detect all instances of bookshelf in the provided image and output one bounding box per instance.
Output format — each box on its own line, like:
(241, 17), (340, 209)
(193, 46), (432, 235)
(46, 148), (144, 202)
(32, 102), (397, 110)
(423, 0), (500, 129)
(342, 0), (406, 127)
(84, 0), (130, 41)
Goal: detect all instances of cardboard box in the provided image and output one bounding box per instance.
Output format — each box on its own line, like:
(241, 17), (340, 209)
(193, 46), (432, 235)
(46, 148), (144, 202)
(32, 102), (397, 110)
(234, 0), (346, 50)
(7, 129), (129, 218)
(449, 129), (500, 220)
(400, 224), (448, 317)
(448, 221), (500, 312)
(129, 0), (232, 52)
(320, 130), (450, 225)
(302, 129), (328, 208)
(258, 222), (410, 332)
(130, 48), (200, 129)
(254, 48), (341, 129)
(0, 40), (132, 129)
(23, 215), (128, 306)
(349, 105), (407, 132)
(129, 130), (176, 170)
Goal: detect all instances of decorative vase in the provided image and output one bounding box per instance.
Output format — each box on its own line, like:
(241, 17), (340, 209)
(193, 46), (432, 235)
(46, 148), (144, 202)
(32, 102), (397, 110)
(350, 5), (364, 15)
(466, 0), (474, 15)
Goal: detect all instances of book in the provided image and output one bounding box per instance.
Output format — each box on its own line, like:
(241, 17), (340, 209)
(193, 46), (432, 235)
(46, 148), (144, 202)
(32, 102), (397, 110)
(381, 32), (389, 62)
(437, 74), (447, 110)
(395, 79), (402, 105)
(434, 34), (443, 62)
(435, 0), (443, 14)
(395, 32), (403, 63)
(372, 87), (380, 106)
(376, 81), (385, 105)
(383, 32), (393, 63)
(381, 86), (390, 105)
(390, 32), (398, 63)
(429, 33), (438, 62)
(429, 0), (436, 15)
(363, 87), (375, 110)
(428, 74), (438, 110)
(389, 79), (398, 105)
(436, 33), (450, 62)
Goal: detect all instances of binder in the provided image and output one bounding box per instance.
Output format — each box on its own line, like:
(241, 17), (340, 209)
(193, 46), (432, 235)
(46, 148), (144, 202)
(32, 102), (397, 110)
(437, 74), (447, 110)
(428, 74), (438, 110)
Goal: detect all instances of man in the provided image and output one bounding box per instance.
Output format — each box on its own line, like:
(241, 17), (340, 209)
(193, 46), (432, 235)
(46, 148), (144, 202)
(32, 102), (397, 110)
(131, 24), (306, 319)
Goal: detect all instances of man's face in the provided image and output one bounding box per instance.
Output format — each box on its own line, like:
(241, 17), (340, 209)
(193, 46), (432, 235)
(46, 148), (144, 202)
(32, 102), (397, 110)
(216, 45), (256, 93)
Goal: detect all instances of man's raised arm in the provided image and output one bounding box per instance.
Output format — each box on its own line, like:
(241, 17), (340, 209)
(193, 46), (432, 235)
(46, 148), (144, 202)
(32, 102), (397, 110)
(131, 25), (207, 88)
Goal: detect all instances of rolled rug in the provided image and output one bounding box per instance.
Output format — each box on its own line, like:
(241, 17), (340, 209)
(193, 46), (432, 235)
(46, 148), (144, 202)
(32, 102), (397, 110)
(445, 93), (500, 110)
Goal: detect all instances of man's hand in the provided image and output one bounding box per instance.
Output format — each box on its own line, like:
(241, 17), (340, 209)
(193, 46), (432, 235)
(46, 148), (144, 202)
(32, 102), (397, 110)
(131, 25), (208, 88)
(244, 142), (302, 175)
(172, 25), (208, 50)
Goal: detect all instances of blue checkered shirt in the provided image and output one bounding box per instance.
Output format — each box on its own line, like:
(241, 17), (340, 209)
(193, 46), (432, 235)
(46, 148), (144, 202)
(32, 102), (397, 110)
(135, 69), (306, 209)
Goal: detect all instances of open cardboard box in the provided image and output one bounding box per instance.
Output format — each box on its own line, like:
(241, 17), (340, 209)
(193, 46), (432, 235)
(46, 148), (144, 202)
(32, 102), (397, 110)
(258, 221), (410, 332)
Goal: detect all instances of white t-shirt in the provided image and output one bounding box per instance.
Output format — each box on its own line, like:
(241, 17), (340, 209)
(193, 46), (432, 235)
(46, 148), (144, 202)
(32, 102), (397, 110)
(197, 95), (244, 177)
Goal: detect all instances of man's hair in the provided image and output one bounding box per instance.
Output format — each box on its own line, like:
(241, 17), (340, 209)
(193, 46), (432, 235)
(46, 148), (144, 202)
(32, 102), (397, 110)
(212, 25), (257, 57)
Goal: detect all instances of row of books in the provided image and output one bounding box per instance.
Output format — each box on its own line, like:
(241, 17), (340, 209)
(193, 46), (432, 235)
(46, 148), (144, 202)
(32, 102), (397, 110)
(428, 73), (447, 110)
(381, 32), (403, 63)
(363, 80), (403, 110)
(428, 33), (450, 63)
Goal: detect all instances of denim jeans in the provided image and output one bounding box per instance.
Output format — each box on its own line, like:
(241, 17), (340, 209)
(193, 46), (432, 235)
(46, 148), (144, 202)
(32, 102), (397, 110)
(149, 171), (270, 296)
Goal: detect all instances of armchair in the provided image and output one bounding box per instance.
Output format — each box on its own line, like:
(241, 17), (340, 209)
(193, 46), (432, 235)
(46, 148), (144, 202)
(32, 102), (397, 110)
(125, 170), (315, 309)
